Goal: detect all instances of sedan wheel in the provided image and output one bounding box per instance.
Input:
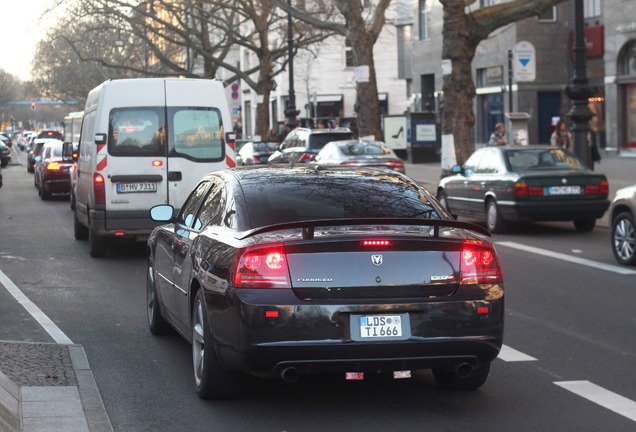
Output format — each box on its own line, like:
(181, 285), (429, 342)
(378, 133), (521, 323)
(612, 211), (636, 266)
(147, 257), (171, 334)
(432, 362), (491, 390)
(486, 200), (506, 234)
(437, 190), (455, 219)
(192, 290), (244, 399)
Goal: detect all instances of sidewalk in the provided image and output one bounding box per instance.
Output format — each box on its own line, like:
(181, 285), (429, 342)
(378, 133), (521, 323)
(0, 341), (113, 432)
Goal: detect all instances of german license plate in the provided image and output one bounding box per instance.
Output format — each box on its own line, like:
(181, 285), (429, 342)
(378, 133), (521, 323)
(547, 185), (581, 195)
(116, 182), (157, 193)
(359, 315), (402, 339)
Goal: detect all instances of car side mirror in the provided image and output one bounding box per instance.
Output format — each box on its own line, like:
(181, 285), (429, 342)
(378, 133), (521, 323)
(150, 205), (175, 222)
(94, 133), (107, 145)
(451, 165), (462, 174)
(62, 142), (73, 161)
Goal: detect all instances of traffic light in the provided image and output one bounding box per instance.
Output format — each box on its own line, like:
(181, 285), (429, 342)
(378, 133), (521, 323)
(31, 102), (35, 110)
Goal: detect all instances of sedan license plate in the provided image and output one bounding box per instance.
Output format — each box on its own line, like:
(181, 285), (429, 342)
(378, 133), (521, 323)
(116, 182), (157, 193)
(359, 315), (402, 339)
(546, 185), (581, 195)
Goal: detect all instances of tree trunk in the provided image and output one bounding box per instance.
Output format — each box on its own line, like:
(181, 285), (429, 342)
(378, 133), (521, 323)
(441, 0), (480, 166)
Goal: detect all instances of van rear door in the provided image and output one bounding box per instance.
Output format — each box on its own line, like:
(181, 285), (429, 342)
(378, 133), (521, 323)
(164, 79), (232, 211)
(103, 79), (168, 231)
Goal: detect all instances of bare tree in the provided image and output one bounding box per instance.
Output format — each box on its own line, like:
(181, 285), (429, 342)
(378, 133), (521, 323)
(273, 0), (391, 139)
(441, 0), (568, 165)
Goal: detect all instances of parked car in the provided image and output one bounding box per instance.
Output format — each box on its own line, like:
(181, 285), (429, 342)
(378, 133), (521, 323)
(0, 141), (10, 167)
(437, 145), (610, 233)
(147, 165), (504, 399)
(609, 184), (636, 266)
(236, 141), (278, 165)
(34, 141), (73, 200)
(27, 139), (60, 173)
(314, 140), (406, 173)
(268, 127), (355, 164)
(0, 133), (13, 148)
(18, 131), (37, 150)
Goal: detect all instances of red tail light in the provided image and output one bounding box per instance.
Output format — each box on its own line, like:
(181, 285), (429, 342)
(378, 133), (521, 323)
(460, 243), (502, 285)
(362, 240), (391, 246)
(94, 173), (106, 204)
(234, 244), (291, 288)
(388, 160), (405, 170)
(515, 182), (543, 196)
(46, 162), (61, 170)
(585, 180), (608, 194)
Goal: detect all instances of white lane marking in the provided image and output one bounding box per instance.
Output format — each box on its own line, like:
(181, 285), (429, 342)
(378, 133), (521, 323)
(498, 344), (537, 362)
(555, 381), (636, 423)
(0, 268), (73, 344)
(496, 241), (636, 275)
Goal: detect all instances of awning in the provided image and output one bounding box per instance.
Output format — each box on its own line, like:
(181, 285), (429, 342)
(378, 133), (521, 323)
(316, 94), (343, 103)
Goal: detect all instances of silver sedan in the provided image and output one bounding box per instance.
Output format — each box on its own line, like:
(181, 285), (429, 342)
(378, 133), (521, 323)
(314, 140), (405, 173)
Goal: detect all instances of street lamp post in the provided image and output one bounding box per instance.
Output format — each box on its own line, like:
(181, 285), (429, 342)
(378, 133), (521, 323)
(565, 0), (596, 169)
(284, 0), (299, 129)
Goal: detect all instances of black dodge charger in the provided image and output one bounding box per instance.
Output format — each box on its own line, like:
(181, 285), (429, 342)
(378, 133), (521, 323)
(147, 165), (504, 399)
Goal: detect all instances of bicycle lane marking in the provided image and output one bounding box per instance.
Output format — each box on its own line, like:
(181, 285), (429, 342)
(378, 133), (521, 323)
(0, 268), (73, 344)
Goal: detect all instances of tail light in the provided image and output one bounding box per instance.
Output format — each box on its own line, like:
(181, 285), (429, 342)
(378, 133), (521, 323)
(460, 243), (502, 285)
(298, 153), (313, 163)
(514, 182), (543, 196)
(387, 160), (405, 170)
(234, 243), (291, 288)
(46, 162), (61, 170)
(94, 173), (106, 204)
(585, 180), (608, 194)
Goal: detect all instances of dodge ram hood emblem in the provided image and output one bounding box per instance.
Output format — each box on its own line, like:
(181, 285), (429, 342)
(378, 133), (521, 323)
(371, 255), (383, 266)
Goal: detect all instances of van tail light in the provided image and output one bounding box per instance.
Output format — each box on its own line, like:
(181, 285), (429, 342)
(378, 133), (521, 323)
(94, 173), (106, 204)
(234, 243), (291, 288)
(298, 153), (313, 163)
(46, 162), (61, 170)
(460, 243), (502, 285)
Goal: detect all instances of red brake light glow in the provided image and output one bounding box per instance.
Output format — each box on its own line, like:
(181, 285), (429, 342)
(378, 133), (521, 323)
(234, 244), (291, 288)
(362, 240), (391, 246)
(46, 162), (61, 170)
(460, 244), (502, 285)
(94, 173), (106, 204)
(152, 160), (163, 167)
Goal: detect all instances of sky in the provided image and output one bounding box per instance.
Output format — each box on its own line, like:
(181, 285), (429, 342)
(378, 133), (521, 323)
(1, 0), (56, 80)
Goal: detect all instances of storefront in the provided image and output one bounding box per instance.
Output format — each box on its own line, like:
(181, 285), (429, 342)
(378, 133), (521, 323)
(619, 40), (636, 147)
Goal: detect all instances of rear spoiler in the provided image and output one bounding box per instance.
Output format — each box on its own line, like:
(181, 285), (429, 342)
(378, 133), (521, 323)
(236, 218), (491, 240)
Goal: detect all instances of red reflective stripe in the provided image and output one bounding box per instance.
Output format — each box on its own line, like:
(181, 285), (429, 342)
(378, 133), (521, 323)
(226, 155), (236, 168)
(96, 156), (107, 171)
(227, 141), (235, 152)
(96, 144), (106, 154)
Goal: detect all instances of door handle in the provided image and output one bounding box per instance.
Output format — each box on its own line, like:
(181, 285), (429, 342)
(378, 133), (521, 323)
(168, 171), (182, 181)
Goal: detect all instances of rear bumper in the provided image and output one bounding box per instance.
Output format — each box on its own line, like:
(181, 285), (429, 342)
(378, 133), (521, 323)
(500, 199), (610, 221)
(89, 209), (161, 239)
(205, 285), (504, 376)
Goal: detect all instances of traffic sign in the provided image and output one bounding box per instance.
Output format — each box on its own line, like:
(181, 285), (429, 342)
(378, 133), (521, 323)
(513, 41), (536, 82)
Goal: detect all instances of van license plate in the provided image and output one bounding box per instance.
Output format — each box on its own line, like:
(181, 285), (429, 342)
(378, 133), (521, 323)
(359, 315), (402, 339)
(117, 182), (157, 193)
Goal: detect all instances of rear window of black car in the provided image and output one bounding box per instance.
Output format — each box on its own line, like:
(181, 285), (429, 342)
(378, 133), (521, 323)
(308, 132), (355, 150)
(241, 171), (440, 227)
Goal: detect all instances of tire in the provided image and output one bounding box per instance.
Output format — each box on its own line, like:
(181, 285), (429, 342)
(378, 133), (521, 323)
(486, 199), (507, 234)
(611, 211), (636, 266)
(70, 190), (76, 210)
(41, 184), (50, 201)
(89, 225), (107, 258)
(74, 210), (89, 240)
(574, 218), (596, 232)
(192, 290), (244, 399)
(437, 190), (456, 219)
(27, 164), (33, 173)
(147, 256), (172, 334)
(432, 362), (491, 390)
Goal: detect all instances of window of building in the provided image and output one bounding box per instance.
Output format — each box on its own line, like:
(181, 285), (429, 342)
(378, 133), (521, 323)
(476, 66), (503, 88)
(583, 0), (601, 18)
(418, 0), (429, 40)
(345, 40), (354, 68)
(621, 41), (636, 76)
(537, 6), (556, 22)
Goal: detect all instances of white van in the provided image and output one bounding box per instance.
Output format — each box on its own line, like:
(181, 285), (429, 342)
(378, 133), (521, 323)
(74, 78), (236, 257)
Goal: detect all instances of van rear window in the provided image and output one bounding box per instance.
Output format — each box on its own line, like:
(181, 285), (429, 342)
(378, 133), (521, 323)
(168, 107), (224, 161)
(108, 108), (165, 156)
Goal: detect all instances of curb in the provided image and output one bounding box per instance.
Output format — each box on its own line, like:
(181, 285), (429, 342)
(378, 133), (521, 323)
(0, 341), (113, 432)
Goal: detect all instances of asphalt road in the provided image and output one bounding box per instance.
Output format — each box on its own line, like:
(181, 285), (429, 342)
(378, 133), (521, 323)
(1, 146), (635, 431)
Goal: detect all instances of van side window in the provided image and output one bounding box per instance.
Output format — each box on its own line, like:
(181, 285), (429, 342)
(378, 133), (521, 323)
(108, 108), (165, 157)
(168, 107), (224, 162)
